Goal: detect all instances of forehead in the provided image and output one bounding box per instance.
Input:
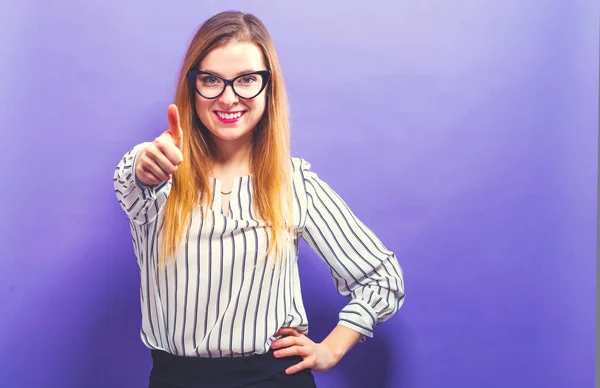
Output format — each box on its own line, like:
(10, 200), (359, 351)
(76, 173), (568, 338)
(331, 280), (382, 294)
(199, 41), (266, 77)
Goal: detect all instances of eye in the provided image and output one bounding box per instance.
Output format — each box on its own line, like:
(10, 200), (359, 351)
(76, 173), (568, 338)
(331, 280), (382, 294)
(238, 76), (257, 84)
(200, 75), (220, 85)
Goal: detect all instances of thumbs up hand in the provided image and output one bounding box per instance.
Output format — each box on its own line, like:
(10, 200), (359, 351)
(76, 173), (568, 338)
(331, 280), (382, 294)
(135, 104), (184, 186)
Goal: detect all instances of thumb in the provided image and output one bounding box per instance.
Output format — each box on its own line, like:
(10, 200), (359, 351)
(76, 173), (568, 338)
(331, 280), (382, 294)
(167, 104), (183, 150)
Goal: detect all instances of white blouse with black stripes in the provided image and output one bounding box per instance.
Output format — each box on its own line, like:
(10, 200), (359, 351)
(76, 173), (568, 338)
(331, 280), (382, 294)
(113, 143), (405, 358)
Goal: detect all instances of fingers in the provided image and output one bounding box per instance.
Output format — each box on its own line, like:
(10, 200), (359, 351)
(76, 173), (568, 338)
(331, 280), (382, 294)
(136, 164), (164, 186)
(147, 141), (181, 172)
(167, 104), (183, 150)
(141, 153), (171, 182)
(285, 358), (313, 375)
(286, 359), (313, 375)
(273, 345), (308, 359)
(154, 136), (183, 166)
(270, 329), (321, 375)
(134, 144), (177, 186)
(271, 335), (302, 349)
(274, 328), (301, 338)
(272, 333), (310, 358)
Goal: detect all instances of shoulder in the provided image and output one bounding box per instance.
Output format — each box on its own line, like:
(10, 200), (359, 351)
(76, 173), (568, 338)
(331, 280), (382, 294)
(290, 156), (321, 184)
(291, 156), (310, 171)
(290, 157), (328, 199)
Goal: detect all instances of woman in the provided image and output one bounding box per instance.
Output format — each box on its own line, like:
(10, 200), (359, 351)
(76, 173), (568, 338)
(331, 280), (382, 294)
(114, 10), (405, 388)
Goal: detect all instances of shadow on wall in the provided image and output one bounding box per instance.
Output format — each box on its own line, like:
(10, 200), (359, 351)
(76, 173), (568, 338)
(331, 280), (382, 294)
(298, 244), (415, 388)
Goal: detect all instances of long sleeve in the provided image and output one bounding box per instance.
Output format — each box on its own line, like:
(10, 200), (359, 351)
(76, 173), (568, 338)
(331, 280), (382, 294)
(298, 160), (405, 339)
(113, 142), (172, 225)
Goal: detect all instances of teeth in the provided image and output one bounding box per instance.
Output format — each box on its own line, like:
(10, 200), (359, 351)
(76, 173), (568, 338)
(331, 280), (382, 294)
(217, 111), (242, 119)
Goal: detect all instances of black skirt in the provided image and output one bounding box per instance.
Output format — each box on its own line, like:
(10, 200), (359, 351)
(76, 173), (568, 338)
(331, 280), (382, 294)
(148, 349), (317, 388)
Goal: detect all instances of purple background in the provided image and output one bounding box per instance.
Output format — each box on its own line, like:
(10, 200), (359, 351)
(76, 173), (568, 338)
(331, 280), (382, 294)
(1, 1), (597, 387)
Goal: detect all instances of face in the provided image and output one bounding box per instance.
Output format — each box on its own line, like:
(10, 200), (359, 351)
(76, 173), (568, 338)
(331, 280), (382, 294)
(193, 41), (269, 145)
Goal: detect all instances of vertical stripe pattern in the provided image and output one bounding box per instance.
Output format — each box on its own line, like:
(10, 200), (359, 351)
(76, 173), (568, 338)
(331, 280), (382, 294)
(113, 145), (405, 357)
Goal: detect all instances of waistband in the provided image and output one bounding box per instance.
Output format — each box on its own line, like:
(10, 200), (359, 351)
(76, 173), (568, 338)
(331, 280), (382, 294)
(149, 349), (303, 388)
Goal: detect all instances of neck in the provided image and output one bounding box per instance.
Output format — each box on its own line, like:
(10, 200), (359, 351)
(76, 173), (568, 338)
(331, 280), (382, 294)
(211, 133), (253, 172)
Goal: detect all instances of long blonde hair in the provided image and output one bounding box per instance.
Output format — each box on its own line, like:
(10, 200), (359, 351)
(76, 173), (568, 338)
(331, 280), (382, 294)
(159, 11), (293, 268)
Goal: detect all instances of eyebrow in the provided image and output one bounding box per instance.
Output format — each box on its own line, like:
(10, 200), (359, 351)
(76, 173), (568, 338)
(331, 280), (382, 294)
(201, 69), (259, 78)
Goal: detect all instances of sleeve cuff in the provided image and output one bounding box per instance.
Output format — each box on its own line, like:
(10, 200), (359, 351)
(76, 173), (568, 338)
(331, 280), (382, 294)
(338, 300), (378, 340)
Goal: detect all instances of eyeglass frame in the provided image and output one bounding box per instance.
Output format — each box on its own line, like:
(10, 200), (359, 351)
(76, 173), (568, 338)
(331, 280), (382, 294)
(187, 70), (272, 100)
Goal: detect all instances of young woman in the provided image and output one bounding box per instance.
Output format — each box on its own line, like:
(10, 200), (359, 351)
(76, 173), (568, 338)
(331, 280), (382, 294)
(114, 10), (405, 388)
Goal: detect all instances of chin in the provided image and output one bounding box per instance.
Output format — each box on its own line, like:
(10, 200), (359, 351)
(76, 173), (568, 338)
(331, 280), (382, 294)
(210, 126), (254, 142)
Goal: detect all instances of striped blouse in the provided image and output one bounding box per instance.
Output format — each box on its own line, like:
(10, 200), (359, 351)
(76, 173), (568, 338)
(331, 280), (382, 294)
(113, 143), (405, 358)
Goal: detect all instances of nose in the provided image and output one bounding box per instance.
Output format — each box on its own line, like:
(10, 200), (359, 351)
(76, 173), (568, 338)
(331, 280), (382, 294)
(218, 84), (238, 106)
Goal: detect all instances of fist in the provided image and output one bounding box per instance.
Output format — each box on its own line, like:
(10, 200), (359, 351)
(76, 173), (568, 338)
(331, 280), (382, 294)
(135, 104), (184, 186)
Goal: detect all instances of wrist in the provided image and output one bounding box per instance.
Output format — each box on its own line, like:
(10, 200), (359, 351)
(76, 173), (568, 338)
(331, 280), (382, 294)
(321, 324), (363, 364)
(321, 340), (344, 363)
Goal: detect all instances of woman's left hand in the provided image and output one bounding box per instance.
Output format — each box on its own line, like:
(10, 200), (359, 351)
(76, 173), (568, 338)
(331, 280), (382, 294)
(270, 327), (340, 374)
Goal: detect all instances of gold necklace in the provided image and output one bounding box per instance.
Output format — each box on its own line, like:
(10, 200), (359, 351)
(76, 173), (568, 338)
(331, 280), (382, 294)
(221, 190), (232, 195)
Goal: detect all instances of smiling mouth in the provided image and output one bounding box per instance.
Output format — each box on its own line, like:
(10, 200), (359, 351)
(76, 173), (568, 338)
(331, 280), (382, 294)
(215, 111), (245, 120)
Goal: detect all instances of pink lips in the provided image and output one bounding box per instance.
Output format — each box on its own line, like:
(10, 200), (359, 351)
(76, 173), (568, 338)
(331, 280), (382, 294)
(214, 111), (245, 124)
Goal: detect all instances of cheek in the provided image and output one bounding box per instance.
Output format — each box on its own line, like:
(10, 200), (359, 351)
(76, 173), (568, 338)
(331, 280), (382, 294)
(248, 96), (267, 121)
(195, 96), (212, 118)
(243, 106), (265, 130)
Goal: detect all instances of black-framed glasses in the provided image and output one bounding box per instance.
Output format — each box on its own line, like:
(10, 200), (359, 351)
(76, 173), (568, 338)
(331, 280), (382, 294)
(187, 70), (271, 100)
